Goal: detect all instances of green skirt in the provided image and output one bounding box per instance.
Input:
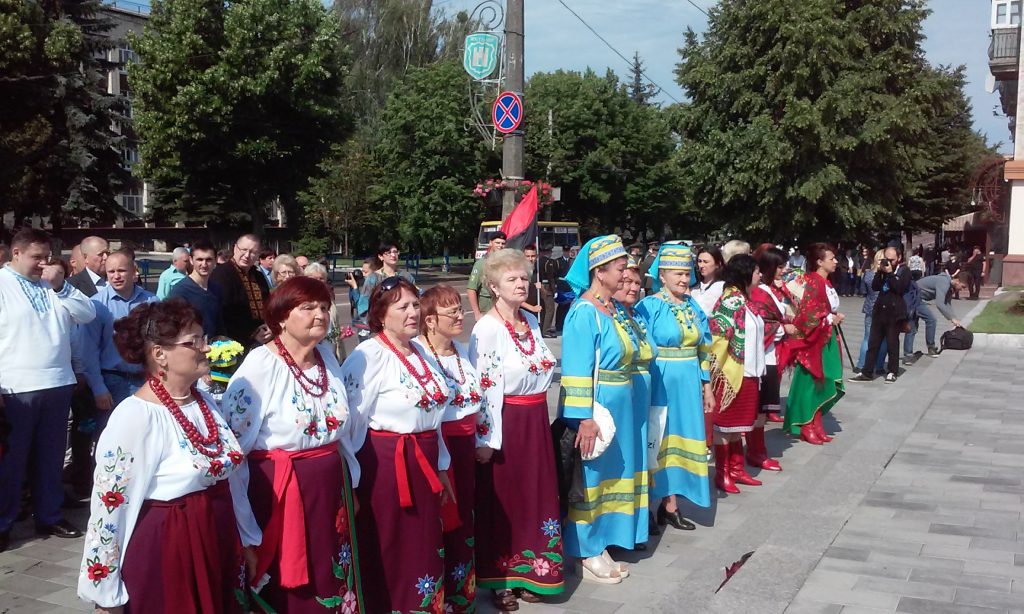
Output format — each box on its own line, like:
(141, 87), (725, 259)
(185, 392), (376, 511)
(784, 330), (845, 435)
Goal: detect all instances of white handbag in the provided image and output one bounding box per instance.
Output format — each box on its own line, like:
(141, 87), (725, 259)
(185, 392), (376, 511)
(581, 307), (616, 461)
(647, 405), (667, 469)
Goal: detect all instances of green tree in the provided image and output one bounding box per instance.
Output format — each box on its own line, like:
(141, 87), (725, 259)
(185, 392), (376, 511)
(628, 51), (660, 107)
(523, 68), (682, 240)
(130, 0), (350, 230)
(0, 0), (129, 234)
(674, 0), (942, 244)
(900, 65), (993, 237)
(373, 60), (492, 255)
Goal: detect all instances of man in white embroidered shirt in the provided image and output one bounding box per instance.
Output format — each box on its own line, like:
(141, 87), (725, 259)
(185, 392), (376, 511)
(0, 228), (96, 552)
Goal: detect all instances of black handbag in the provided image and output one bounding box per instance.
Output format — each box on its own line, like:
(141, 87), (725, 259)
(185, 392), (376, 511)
(940, 327), (973, 352)
(550, 419), (585, 507)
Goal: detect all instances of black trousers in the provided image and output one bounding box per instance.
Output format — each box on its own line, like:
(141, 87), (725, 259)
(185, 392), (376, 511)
(863, 316), (902, 377)
(968, 271), (981, 298)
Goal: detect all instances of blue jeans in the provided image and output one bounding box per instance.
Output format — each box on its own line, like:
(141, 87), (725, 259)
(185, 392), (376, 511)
(904, 318), (918, 356)
(0, 385), (75, 531)
(918, 303), (938, 348)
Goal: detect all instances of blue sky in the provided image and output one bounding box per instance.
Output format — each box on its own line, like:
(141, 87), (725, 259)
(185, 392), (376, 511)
(442, 0), (1009, 151)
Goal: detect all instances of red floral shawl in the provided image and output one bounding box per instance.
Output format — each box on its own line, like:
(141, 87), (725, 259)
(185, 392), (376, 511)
(778, 272), (832, 381)
(748, 286), (785, 352)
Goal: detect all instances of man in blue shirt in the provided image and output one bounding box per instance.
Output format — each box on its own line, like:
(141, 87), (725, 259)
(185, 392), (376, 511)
(75, 250), (158, 438)
(168, 239), (224, 337)
(155, 246), (190, 299)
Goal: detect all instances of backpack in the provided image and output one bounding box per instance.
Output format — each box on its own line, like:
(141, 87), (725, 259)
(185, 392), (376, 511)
(940, 327), (973, 352)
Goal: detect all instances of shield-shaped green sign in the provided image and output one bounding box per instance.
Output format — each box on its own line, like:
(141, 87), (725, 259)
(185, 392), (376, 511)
(463, 32), (500, 80)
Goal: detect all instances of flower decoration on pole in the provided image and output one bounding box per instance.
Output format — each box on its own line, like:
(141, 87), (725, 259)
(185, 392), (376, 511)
(473, 179), (555, 205)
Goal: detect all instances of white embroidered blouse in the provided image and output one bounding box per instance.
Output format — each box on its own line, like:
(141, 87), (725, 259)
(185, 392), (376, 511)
(468, 311), (556, 450)
(77, 392), (243, 608)
(341, 337), (453, 480)
(219, 343), (356, 548)
(411, 338), (484, 427)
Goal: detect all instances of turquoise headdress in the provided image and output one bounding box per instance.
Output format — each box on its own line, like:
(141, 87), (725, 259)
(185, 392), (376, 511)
(562, 234), (627, 295)
(649, 243), (693, 293)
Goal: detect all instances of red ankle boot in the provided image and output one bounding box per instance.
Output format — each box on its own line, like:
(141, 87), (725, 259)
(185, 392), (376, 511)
(728, 439), (762, 486)
(813, 412), (833, 442)
(766, 411), (784, 423)
(714, 444), (740, 494)
(800, 423), (823, 445)
(745, 427), (781, 471)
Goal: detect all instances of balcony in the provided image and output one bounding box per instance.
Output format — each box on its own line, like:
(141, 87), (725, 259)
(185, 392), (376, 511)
(990, 27), (1021, 81)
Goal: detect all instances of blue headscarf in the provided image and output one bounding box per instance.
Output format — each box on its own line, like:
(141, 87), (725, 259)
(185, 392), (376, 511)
(650, 243), (694, 293)
(562, 235), (627, 295)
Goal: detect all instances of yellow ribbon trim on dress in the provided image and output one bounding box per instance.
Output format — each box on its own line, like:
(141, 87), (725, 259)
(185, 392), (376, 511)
(656, 435), (710, 476)
(567, 473), (650, 524)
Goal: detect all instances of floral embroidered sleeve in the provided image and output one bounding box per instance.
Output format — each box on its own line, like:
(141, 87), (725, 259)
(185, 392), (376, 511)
(558, 302), (599, 421)
(469, 320), (505, 450)
(221, 372), (264, 547)
(340, 345), (381, 487)
(77, 406), (158, 608)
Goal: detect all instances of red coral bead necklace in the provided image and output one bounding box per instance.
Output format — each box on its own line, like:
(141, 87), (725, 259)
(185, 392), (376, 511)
(274, 337), (329, 398)
(379, 332), (446, 406)
(497, 308), (536, 356)
(149, 377), (223, 458)
(424, 335), (466, 385)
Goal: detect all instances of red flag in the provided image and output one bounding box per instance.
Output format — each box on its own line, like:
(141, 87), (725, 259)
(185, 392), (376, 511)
(500, 185), (539, 250)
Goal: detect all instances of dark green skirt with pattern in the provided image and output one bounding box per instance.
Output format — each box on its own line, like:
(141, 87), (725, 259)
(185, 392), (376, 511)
(784, 330), (845, 435)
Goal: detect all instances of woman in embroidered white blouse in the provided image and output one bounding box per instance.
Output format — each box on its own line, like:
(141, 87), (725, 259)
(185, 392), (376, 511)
(77, 299), (245, 613)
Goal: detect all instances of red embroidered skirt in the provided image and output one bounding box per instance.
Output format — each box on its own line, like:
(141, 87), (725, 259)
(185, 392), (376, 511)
(712, 376), (760, 433)
(356, 429), (446, 613)
(441, 414), (478, 612)
(120, 480), (244, 614)
(476, 393), (565, 596)
(247, 446), (361, 612)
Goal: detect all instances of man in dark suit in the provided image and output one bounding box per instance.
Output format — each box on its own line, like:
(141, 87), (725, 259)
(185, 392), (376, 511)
(209, 233), (273, 348)
(539, 245), (559, 337)
(850, 246), (911, 384)
(67, 236), (109, 297)
(65, 235), (108, 498)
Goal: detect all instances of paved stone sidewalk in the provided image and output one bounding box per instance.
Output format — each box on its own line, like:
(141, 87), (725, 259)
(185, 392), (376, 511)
(0, 297), (986, 613)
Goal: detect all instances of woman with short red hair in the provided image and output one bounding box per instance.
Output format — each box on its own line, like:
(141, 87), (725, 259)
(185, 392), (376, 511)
(342, 277), (454, 612)
(221, 276), (362, 611)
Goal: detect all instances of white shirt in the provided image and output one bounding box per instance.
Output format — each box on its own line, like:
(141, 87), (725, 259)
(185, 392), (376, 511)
(692, 280), (725, 316)
(220, 344), (356, 547)
(77, 392), (243, 608)
(758, 284), (788, 366)
(411, 338), (484, 427)
(469, 312), (555, 450)
(743, 309), (766, 378)
(341, 337), (452, 477)
(87, 267), (102, 287)
(825, 284), (841, 324)
(0, 266), (95, 394)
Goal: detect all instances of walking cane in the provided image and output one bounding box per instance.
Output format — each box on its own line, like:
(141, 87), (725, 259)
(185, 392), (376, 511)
(836, 323), (855, 371)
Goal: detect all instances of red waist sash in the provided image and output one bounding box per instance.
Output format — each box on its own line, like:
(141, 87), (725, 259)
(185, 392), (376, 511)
(248, 443), (339, 589)
(150, 480), (233, 614)
(442, 413), (477, 436)
(503, 392), (547, 406)
(369, 429), (443, 508)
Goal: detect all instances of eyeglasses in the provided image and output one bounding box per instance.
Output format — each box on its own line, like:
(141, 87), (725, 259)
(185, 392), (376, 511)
(438, 308), (465, 319)
(235, 245), (259, 256)
(384, 249), (400, 256)
(168, 335), (209, 351)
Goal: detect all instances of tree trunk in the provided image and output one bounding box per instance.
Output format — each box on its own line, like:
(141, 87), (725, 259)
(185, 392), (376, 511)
(248, 193), (265, 235)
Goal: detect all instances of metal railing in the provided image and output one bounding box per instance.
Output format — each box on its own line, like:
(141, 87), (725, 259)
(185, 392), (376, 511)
(990, 27), (1021, 61)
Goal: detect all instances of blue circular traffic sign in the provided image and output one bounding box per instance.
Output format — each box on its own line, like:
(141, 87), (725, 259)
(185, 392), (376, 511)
(493, 91), (524, 134)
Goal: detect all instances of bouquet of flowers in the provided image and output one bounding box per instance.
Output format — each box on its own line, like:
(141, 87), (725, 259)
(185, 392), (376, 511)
(205, 337), (246, 399)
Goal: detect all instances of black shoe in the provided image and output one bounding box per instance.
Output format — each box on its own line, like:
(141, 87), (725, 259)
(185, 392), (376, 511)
(852, 367), (861, 375)
(848, 373), (874, 383)
(657, 504), (696, 530)
(648, 511), (661, 536)
(634, 542), (648, 551)
(61, 497), (87, 510)
(0, 530), (9, 553)
(35, 519), (83, 539)
(542, 332), (556, 339)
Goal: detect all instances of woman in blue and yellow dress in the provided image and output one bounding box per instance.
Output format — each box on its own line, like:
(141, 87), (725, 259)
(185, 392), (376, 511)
(558, 235), (646, 586)
(611, 257), (658, 538)
(635, 244), (714, 531)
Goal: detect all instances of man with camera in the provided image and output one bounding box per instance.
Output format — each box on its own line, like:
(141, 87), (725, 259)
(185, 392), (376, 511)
(850, 246), (911, 384)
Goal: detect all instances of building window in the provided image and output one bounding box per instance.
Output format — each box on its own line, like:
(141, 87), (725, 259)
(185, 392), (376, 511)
(121, 147), (139, 169)
(994, 0), (1022, 26)
(118, 46), (138, 66)
(121, 188), (143, 216)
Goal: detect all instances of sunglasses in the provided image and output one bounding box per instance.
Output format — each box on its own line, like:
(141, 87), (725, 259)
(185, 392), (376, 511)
(380, 275), (402, 292)
(438, 308), (465, 319)
(169, 335), (209, 351)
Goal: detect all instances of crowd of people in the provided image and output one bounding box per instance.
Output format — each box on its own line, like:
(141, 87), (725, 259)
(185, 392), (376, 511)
(0, 227), (970, 613)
